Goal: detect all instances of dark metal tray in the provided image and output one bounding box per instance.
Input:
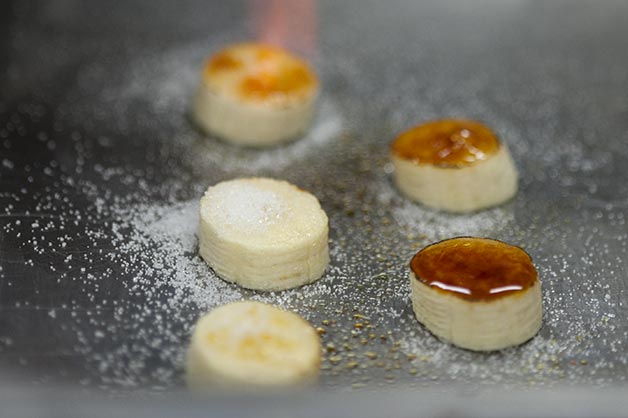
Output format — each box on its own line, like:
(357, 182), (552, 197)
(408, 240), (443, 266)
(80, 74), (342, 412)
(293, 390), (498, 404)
(1, 0), (627, 415)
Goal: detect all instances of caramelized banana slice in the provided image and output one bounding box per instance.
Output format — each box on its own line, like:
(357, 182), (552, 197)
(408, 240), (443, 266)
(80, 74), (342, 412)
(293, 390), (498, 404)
(391, 119), (518, 212)
(410, 237), (542, 351)
(193, 42), (319, 146)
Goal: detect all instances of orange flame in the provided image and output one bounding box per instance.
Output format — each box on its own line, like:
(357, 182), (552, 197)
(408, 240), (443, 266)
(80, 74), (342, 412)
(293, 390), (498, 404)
(248, 0), (318, 58)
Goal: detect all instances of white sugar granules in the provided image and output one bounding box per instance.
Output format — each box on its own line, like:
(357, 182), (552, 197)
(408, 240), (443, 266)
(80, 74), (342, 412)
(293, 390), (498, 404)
(117, 200), (244, 312)
(3, 166), (626, 391)
(202, 182), (285, 232)
(193, 98), (343, 174)
(375, 176), (514, 241)
(74, 196), (345, 388)
(66, 39), (344, 175)
(5, 29), (625, 393)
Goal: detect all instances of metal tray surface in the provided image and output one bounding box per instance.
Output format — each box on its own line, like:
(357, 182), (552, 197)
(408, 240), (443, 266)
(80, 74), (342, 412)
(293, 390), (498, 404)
(1, 0), (628, 408)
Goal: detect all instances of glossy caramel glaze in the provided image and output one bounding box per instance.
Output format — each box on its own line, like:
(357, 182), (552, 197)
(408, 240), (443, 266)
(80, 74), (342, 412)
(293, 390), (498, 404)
(391, 119), (501, 167)
(240, 65), (314, 99)
(207, 51), (243, 72)
(204, 43), (317, 102)
(411, 237), (538, 301)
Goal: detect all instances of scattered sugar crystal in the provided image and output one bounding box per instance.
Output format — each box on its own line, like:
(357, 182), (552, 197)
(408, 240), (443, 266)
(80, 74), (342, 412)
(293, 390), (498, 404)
(2, 25), (627, 394)
(202, 182), (285, 232)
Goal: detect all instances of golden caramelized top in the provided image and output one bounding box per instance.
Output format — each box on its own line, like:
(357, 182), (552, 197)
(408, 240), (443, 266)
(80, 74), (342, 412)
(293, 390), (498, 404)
(391, 119), (501, 167)
(203, 42), (318, 105)
(411, 237), (538, 301)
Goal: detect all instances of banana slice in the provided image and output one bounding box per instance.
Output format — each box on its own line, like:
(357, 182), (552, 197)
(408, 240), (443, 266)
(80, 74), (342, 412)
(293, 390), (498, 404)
(193, 42), (319, 147)
(199, 177), (329, 291)
(186, 301), (321, 388)
(390, 119), (518, 212)
(410, 237), (542, 351)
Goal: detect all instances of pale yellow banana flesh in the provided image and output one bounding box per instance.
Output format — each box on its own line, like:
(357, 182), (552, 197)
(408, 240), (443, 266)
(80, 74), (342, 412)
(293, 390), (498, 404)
(186, 301), (321, 388)
(392, 145), (518, 213)
(410, 270), (543, 351)
(192, 43), (318, 147)
(193, 85), (317, 147)
(198, 178), (329, 291)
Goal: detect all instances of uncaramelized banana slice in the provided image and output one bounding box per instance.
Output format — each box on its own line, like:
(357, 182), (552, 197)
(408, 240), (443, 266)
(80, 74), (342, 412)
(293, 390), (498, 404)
(186, 301), (321, 388)
(198, 177), (329, 291)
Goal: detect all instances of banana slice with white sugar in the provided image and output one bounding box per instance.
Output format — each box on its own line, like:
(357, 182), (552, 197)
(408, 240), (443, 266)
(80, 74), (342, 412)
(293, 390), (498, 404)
(186, 301), (321, 388)
(410, 237), (542, 351)
(199, 177), (329, 291)
(390, 119), (518, 212)
(193, 42), (319, 147)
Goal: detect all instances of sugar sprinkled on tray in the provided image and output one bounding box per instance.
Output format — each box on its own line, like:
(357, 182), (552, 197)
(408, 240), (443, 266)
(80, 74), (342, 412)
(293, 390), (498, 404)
(3, 24), (628, 393)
